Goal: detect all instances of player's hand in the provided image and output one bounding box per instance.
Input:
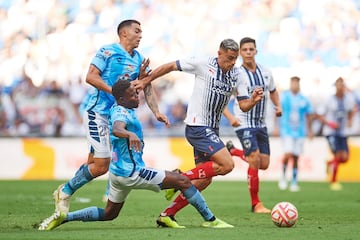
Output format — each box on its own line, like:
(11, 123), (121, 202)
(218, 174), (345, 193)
(326, 121), (338, 129)
(139, 58), (150, 79)
(129, 132), (142, 152)
(133, 59), (151, 91)
(230, 118), (241, 127)
(251, 87), (264, 103)
(155, 112), (170, 127)
(274, 105), (282, 117)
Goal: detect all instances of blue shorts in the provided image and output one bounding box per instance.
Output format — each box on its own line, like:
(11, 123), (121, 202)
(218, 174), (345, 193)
(326, 136), (348, 153)
(235, 127), (270, 156)
(185, 125), (225, 164)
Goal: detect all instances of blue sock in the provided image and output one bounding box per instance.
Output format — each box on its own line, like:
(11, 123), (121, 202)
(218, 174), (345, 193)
(66, 207), (105, 222)
(282, 163), (287, 178)
(292, 168), (298, 185)
(63, 165), (94, 195)
(182, 185), (215, 221)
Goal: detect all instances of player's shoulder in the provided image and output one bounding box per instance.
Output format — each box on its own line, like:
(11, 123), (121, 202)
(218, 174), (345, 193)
(256, 63), (272, 73)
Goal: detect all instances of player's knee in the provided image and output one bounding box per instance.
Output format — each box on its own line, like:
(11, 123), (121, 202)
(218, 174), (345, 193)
(219, 160), (234, 175)
(177, 175), (192, 190)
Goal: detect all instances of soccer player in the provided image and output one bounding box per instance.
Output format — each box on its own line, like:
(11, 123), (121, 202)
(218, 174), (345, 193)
(316, 77), (357, 191)
(277, 76), (314, 192)
(132, 39), (264, 227)
(224, 37), (282, 213)
(52, 19), (168, 214)
(38, 79), (234, 230)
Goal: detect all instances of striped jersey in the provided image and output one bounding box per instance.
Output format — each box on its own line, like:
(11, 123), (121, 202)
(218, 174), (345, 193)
(176, 56), (240, 129)
(84, 43), (145, 116)
(233, 64), (276, 129)
(320, 93), (357, 137)
(279, 90), (313, 138)
(109, 104), (145, 177)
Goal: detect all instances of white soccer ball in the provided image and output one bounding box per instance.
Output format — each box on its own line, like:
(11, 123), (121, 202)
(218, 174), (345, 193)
(271, 202), (298, 227)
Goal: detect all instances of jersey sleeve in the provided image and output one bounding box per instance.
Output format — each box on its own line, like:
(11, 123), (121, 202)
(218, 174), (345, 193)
(177, 57), (202, 74)
(110, 105), (130, 126)
(91, 46), (113, 72)
(268, 70), (276, 92)
(236, 72), (250, 100)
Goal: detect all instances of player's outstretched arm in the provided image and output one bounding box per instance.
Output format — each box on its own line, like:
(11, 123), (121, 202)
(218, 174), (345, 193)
(133, 61), (178, 91)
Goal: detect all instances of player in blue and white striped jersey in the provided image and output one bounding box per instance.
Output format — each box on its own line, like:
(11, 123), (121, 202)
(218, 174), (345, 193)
(316, 77), (357, 191)
(51, 19), (168, 214)
(133, 39), (264, 227)
(224, 37), (282, 213)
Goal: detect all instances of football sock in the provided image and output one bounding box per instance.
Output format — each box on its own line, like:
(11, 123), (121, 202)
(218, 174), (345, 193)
(66, 207), (105, 222)
(292, 156), (298, 185)
(248, 167), (260, 206)
(182, 185), (215, 221)
(63, 164), (94, 195)
(331, 159), (340, 183)
(163, 193), (189, 216)
(282, 162), (287, 178)
(230, 148), (246, 161)
(291, 168), (298, 185)
(182, 161), (216, 180)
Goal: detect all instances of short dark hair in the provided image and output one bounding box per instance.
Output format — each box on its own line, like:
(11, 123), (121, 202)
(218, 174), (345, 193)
(219, 39), (239, 52)
(117, 19), (140, 35)
(112, 78), (131, 100)
(291, 76), (300, 82)
(239, 37), (256, 48)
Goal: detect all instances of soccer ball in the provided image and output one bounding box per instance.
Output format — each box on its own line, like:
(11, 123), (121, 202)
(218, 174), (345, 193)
(271, 202), (298, 227)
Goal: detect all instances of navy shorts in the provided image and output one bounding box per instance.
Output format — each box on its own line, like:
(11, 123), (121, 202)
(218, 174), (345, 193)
(235, 127), (270, 156)
(185, 125), (225, 164)
(326, 136), (349, 153)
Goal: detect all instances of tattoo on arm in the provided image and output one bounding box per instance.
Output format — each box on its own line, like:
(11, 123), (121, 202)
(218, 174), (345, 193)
(144, 84), (159, 115)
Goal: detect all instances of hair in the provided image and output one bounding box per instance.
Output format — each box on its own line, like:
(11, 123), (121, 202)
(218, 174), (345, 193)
(239, 37), (256, 48)
(112, 78), (131, 100)
(336, 77), (344, 84)
(219, 39), (239, 52)
(117, 19), (140, 35)
(291, 76), (300, 82)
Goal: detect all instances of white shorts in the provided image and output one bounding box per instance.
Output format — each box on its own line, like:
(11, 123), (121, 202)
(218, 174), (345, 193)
(83, 110), (111, 158)
(108, 168), (166, 203)
(282, 136), (304, 156)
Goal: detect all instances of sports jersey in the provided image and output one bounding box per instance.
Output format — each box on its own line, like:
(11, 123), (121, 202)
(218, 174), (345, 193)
(85, 43), (145, 115)
(233, 64), (276, 130)
(109, 104), (144, 177)
(176, 56), (240, 129)
(279, 90), (313, 138)
(320, 93), (356, 137)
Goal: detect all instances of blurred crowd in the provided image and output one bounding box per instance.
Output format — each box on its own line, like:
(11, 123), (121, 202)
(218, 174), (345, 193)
(0, 0), (359, 137)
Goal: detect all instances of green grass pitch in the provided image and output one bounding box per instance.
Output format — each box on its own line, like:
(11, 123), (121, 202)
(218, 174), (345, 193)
(0, 180), (359, 240)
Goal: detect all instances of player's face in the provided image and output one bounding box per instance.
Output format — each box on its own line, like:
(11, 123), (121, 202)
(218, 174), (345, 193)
(239, 42), (256, 64)
(335, 79), (345, 94)
(218, 49), (238, 72)
(290, 80), (300, 93)
(126, 23), (142, 49)
(123, 85), (139, 108)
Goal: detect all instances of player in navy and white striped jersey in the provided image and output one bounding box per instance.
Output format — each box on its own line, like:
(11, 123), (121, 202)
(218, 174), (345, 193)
(133, 38), (264, 227)
(316, 77), (357, 191)
(224, 37), (282, 213)
(51, 19), (168, 215)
